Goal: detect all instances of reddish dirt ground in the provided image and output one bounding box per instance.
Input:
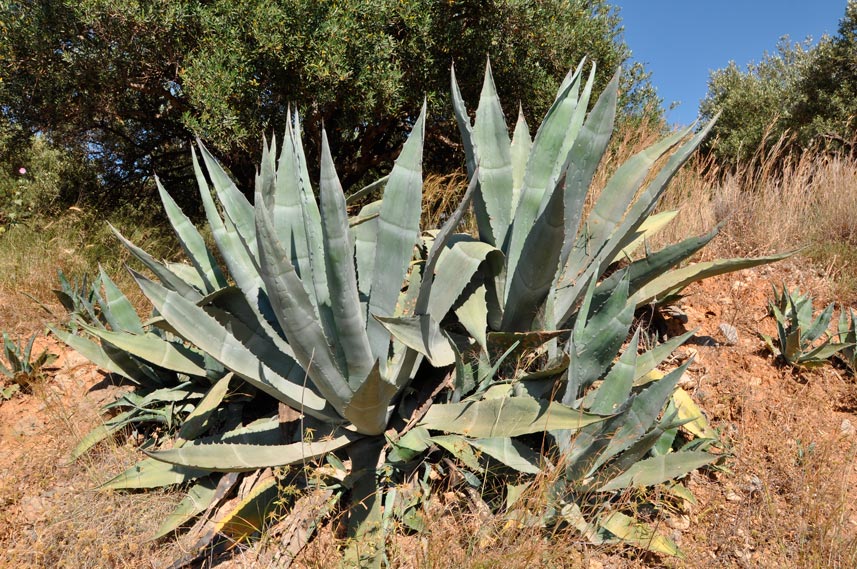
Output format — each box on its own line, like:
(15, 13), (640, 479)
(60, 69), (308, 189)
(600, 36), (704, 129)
(1, 261), (855, 568)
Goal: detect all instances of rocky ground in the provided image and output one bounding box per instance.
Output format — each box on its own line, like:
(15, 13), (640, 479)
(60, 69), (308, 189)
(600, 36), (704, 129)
(0, 261), (855, 568)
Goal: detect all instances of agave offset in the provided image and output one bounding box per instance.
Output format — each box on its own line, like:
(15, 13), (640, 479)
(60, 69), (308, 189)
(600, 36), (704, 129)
(762, 284), (852, 368)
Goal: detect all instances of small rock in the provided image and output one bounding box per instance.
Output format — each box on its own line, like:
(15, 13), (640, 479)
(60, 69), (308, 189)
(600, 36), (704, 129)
(841, 419), (856, 436)
(587, 560), (605, 569)
(663, 305), (689, 324)
(19, 495), (47, 523)
(666, 515), (691, 531)
(678, 373), (696, 389)
(719, 323), (739, 346)
(726, 491), (743, 502)
(13, 417), (43, 436)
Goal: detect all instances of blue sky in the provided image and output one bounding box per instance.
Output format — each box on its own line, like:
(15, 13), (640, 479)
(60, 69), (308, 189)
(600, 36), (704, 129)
(613, 1), (847, 125)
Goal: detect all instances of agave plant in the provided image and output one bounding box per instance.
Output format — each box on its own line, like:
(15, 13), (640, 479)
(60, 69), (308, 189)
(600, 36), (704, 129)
(0, 331), (57, 399)
(449, 59), (789, 349)
(762, 284), (852, 368)
(55, 59), (778, 565)
(58, 105), (617, 565)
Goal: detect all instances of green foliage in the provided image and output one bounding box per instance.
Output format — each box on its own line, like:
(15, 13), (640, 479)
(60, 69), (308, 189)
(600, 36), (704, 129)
(0, 332), (57, 398)
(761, 285), (852, 368)
(0, 0), (659, 207)
(450, 60), (790, 344)
(701, 1), (857, 163)
(837, 307), (857, 374)
(699, 39), (813, 163)
(53, 59), (783, 564)
(0, 133), (98, 231)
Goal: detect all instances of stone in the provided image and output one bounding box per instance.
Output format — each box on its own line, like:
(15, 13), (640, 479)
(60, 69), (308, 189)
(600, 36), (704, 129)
(719, 322), (739, 346)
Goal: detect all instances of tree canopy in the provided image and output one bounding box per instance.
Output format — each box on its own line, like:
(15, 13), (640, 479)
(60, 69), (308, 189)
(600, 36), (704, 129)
(700, 0), (857, 164)
(1, 0), (658, 211)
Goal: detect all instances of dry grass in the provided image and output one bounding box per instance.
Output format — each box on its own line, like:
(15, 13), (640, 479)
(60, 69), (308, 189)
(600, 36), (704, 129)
(3, 120), (857, 568)
(0, 210), (180, 335)
(677, 354), (857, 568)
(0, 347), (186, 568)
(655, 137), (857, 301)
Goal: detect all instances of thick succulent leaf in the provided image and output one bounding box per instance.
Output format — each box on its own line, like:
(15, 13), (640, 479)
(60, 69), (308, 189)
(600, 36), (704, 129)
(70, 409), (143, 460)
(456, 285), (489, 352)
(387, 426), (432, 463)
(366, 104), (425, 368)
(510, 106), (532, 203)
(291, 125), (331, 324)
(427, 238), (500, 320)
(501, 176), (565, 332)
(450, 64), (477, 184)
(584, 128), (689, 255)
(156, 178), (227, 293)
(98, 267), (144, 334)
(632, 252), (794, 307)
(558, 122), (717, 324)
(804, 302), (835, 344)
(133, 275), (336, 420)
(591, 361), (690, 473)
(431, 435), (482, 471)
(319, 129), (374, 384)
(551, 63), (596, 192)
(559, 409), (631, 480)
(598, 451), (718, 492)
(197, 140), (258, 261)
(342, 361), (397, 436)
(193, 149), (263, 305)
(668, 389), (714, 440)
(215, 473), (279, 539)
(599, 511), (684, 558)
(198, 286), (292, 357)
(468, 437), (541, 474)
(375, 314), (454, 367)
(346, 174), (389, 205)
(255, 206), (353, 415)
(50, 327), (155, 385)
(506, 65), (586, 275)
(179, 373), (232, 441)
(417, 173), (481, 316)
(421, 396), (606, 438)
(566, 275), (634, 400)
(472, 59), (514, 248)
(593, 225), (720, 309)
(611, 210), (678, 263)
(559, 68), (620, 270)
(154, 477), (218, 539)
(109, 224), (202, 301)
(801, 341), (852, 363)
(353, 200), (383, 317)
(270, 115), (313, 281)
(149, 433), (359, 471)
(100, 457), (209, 490)
(588, 330), (639, 415)
(633, 329), (695, 384)
(79, 324), (208, 377)
(164, 262), (208, 293)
